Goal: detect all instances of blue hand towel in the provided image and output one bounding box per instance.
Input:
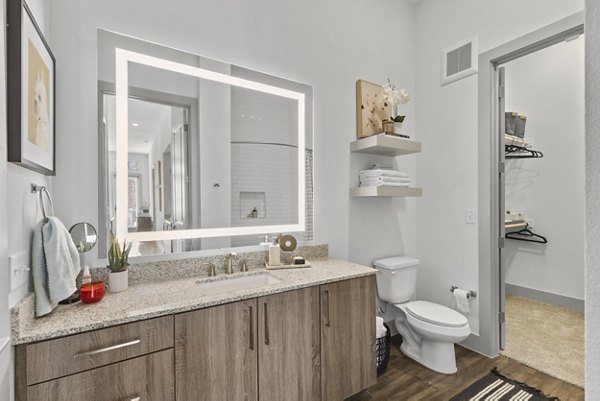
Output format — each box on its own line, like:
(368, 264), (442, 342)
(32, 217), (81, 317)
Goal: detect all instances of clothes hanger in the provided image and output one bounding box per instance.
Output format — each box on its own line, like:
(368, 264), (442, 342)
(505, 224), (548, 244)
(505, 144), (544, 159)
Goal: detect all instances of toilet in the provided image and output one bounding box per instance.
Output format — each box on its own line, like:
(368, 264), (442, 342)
(373, 256), (470, 374)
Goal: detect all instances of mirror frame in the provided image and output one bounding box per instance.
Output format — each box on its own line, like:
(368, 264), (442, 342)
(115, 48), (306, 242)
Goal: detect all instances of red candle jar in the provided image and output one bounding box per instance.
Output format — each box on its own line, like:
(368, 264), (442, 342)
(80, 281), (106, 304)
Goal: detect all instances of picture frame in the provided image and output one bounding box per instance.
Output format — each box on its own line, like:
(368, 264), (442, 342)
(356, 79), (391, 139)
(7, 0), (56, 175)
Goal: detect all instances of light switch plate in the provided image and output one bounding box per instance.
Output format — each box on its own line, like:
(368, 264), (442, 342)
(9, 251), (30, 292)
(466, 209), (476, 225)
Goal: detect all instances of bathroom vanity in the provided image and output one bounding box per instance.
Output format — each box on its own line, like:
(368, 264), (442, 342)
(12, 258), (376, 401)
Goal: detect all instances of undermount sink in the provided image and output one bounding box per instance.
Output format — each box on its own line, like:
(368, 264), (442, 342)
(195, 273), (281, 295)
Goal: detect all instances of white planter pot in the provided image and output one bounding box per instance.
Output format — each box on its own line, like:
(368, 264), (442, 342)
(393, 122), (403, 135)
(108, 270), (129, 293)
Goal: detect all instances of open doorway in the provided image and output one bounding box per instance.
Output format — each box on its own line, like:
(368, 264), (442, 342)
(499, 33), (584, 387)
(477, 12), (585, 390)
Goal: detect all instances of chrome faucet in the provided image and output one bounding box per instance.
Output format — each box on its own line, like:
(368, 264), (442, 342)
(206, 263), (217, 277)
(224, 252), (237, 274)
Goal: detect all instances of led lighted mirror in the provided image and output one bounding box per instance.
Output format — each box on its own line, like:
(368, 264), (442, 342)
(99, 31), (313, 257)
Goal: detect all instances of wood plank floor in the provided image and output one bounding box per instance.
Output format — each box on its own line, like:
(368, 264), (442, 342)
(348, 335), (584, 401)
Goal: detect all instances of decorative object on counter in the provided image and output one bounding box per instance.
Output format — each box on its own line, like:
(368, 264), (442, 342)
(278, 234), (297, 252)
(31, 185), (81, 316)
(79, 281), (106, 304)
(381, 79), (411, 136)
(265, 260), (311, 270)
(7, 0), (56, 175)
(268, 237), (281, 267)
(356, 79), (391, 138)
(107, 235), (132, 293)
(359, 168), (410, 188)
(293, 256), (306, 265)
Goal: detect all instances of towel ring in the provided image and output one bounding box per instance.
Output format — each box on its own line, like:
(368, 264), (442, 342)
(31, 184), (54, 223)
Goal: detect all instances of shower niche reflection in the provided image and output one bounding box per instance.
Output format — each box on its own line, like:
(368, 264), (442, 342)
(98, 30), (313, 256)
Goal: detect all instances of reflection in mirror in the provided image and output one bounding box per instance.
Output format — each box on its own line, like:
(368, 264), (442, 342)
(98, 31), (313, 257)
(69, 222), (98, 253)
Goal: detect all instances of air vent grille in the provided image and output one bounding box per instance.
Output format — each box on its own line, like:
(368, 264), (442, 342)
(442, 36), (478, 85)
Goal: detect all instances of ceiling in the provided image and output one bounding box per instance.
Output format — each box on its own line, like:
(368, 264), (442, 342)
(106, 95), (172, 154)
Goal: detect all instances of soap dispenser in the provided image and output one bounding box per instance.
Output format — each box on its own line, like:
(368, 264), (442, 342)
(268, 237), (281, 267)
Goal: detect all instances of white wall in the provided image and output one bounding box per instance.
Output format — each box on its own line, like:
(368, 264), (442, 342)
(585, 0), (600, 395)
(6, 0), (52, 308)
(49, 0), (418, 266)
(0, 0), (10, 397)
(504, 38), (585, 301)
(4, 1), (51, 398)
(415, 0), (583, 336)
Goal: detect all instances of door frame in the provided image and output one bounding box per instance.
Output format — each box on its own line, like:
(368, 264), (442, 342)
(476, 12), (584, 357)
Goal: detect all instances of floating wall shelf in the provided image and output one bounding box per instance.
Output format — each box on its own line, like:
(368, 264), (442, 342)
(350, 133), (422, 156)
(350, 186), (423, 198)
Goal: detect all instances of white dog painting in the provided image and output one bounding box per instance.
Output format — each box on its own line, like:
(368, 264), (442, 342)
(29, 69), (49, 150)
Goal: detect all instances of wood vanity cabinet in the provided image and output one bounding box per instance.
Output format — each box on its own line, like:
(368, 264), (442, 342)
(174, 299), (258, 401)
(258, 286), (321, 401)
(320, 276), (377, 401)
(26, 349), (174, 401)
(174, 287), (322, 401)
(16, 275), (376, 401)
(15, 316), (175, 401)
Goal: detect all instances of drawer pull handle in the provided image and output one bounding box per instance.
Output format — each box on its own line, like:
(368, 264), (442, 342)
(74, 339), (141, 358)
(249, 305), (254, 351)
(264, 303), (270, 345)
(324, 290), (331, 327)
(130, 397), (140, 401)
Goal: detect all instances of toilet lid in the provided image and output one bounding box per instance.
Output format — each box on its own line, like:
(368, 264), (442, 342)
(406, 301), (468, 327)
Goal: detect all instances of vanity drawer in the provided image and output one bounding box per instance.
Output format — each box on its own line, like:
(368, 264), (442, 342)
(25, 315), (174, 385)
(27, 349), (174, 401)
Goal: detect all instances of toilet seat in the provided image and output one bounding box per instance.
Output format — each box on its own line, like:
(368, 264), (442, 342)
(405, 300), (468, 328)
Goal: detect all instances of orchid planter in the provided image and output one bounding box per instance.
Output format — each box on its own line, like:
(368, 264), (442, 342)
(108, 269), (128, 293)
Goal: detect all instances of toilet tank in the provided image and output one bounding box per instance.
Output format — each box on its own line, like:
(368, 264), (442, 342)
(373, 256), (419, 304)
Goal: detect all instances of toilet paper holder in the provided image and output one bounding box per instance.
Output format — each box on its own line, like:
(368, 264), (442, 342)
(450, 286), (477, 299)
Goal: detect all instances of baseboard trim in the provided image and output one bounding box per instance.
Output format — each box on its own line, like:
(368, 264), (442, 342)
(506, 283), (584, 312)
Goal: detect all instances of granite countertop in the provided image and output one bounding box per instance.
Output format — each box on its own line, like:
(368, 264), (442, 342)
(11, 258), (375, 345)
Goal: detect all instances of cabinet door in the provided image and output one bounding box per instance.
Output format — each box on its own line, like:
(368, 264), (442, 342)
(175, 299), (258, 401)
(258, 286), (321, 401)
(321, 276), (377, 401)
(27, 349), (174, 401)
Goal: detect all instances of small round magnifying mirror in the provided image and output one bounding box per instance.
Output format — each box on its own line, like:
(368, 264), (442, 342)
(69, 222), (98, 253)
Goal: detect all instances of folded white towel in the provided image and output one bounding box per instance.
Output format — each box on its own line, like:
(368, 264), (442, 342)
(32, 217), (81, 317)
(360, 176), (410, 184)
(359, 169), (410, 178)
(360, 181), (410, 187)
(376, 317), (387, 338)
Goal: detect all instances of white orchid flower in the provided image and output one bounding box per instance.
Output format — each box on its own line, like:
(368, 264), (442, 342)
(381, 81), (411, 107)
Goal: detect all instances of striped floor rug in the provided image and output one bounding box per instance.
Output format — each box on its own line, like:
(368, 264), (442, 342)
(450, 368), (559, 401)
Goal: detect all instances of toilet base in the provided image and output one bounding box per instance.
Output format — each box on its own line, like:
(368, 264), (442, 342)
(400, 340), (457, 374)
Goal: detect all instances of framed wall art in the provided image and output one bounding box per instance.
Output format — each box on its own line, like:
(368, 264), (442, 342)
(7, 0), (56, 175)
(356, 79), (390, 139)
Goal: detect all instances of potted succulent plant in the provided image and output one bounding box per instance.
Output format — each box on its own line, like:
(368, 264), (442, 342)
(107, 235), (132, 293)
(381, 79), (411, 135)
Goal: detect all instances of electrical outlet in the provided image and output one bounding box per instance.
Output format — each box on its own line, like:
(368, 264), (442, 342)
(9, 251), (30, 292)
(466, 209), (476, 225)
